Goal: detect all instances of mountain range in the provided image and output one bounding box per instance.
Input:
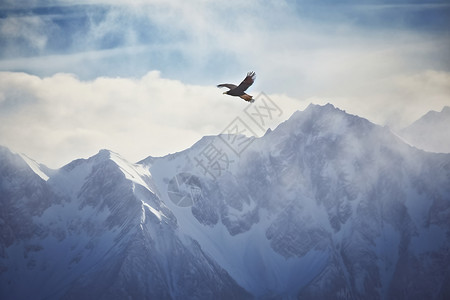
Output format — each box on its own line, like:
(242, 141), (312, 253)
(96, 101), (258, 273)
(1, 103), (449, 299)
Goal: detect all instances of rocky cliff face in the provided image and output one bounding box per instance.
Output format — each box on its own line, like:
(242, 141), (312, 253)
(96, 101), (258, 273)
(1, 104), (449, 299)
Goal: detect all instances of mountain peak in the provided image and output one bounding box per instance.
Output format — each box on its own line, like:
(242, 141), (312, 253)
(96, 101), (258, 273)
(0, 145), (53, 181)
(400, 105), (450, 153)
(305, 102), (337, 112)
(97, 148), (112, 158)
(287, 103), (350, 123)
(271, 102), (374, 141)
(288, 103), (338, 119)
(88, 149), (130, 166)
(415, 105), (450, 123)
(95, 149), (126, 163)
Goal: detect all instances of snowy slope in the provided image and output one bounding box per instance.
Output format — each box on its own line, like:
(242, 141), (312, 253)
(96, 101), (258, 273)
(19, 153), (53, 181)
(1, 103), (450, 299)
(144, 103), (450, 299)
(0, 148), (249, 300)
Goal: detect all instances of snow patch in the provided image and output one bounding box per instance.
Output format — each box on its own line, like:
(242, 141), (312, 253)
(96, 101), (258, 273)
(20, 153), (50, 181)
(109, 151), (156, 193)
(141, 200), (164, 222)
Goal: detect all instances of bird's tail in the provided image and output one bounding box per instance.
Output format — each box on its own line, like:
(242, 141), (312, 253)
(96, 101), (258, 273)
(240, 94), (254, 102)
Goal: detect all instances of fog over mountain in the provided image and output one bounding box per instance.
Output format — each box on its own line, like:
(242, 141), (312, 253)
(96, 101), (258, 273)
(1, 104), (449, 299)
(399, 106), (450, 153)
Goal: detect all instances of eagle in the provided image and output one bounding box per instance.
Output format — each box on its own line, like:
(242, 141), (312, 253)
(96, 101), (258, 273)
(217, 72), (256, 102)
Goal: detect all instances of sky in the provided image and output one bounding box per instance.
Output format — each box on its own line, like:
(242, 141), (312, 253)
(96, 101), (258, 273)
(0, 0), (449, 168)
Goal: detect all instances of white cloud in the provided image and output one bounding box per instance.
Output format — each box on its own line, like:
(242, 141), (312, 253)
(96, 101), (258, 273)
(0, 15), (49, 56)
(2, 67), (447, 168)
(0, 71), (296, 168)
(0, 0), (449, 166)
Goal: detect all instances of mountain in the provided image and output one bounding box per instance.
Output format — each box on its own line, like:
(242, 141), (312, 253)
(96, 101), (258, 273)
(1, 103), (449, 299)
(399, 106), (450, 153)
(0, 148), (249, 299)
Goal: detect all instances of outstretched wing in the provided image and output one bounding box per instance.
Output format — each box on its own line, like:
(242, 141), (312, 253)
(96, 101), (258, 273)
(235, 72), (255, 93)
(217, 83), (237, 90)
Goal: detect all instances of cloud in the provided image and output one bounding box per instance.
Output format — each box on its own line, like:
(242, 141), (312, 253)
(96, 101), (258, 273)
(0, 70), (302, 168)
(2, 67), (447, 168)
(307, 68), (450, 128)
(1, 1), (448, 86)
(0, 0), (449, 166)
(0, 15), (49, 57)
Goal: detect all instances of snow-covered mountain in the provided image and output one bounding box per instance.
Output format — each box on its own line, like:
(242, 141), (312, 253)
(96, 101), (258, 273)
(398, 106), (450, 153)
(0, 148), (249, 299)
(1, 104), (449, 299)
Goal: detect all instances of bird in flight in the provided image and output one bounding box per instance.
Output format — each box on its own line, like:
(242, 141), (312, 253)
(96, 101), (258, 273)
(217, 72), (256, 102)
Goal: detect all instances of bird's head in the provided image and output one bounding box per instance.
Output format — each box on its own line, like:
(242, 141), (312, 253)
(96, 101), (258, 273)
(223, 91), (228, 95)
